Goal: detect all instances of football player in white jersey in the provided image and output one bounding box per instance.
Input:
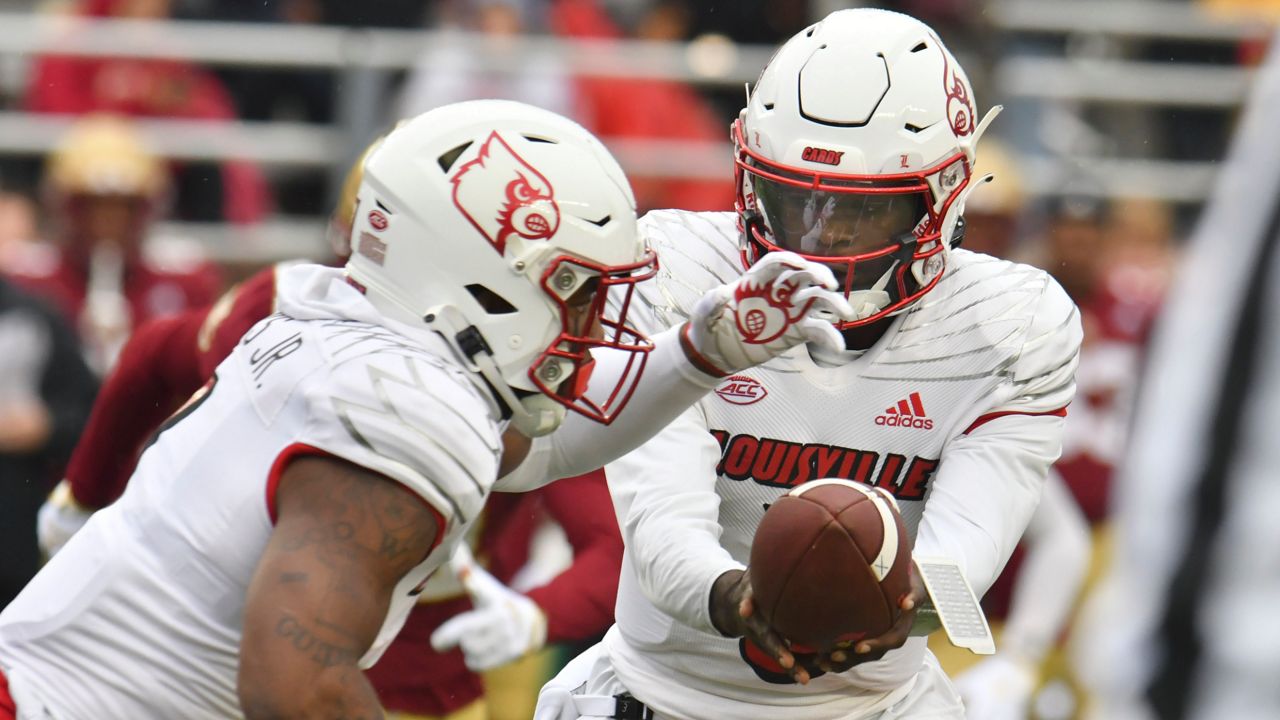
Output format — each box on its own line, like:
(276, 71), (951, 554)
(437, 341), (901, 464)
(0, 101), (856, 720)
(535, 9), (1083, 720)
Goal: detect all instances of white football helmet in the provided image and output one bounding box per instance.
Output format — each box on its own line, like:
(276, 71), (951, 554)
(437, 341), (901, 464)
(735, 8), (999, 327)
(346, 100), (657, 436)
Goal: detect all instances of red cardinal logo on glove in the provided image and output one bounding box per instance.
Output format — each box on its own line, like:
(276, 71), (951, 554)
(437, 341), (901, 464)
(451, 131), (560, 254)
(733, 277), (813, 345)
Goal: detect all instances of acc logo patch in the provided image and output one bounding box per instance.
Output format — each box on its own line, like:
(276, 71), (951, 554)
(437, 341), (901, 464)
(450, 131), (560, 254)
(715, 375), (768, 406)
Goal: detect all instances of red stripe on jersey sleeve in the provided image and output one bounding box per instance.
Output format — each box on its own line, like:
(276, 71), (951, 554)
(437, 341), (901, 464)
(266, 443), (332, 524)
(962, 406), (1068, 435)
(264, 443), (449, 556)
(0, 667), (15, 719)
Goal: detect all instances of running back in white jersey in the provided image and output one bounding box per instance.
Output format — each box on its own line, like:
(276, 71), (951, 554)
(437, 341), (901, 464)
(0, 266), (502, 720)
(599, 211), (1080, 719)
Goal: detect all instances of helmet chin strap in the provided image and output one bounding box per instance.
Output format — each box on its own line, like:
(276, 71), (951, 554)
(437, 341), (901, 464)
(457, 334), (567, 438)
(423, 304), (567, 438)
(510, 393), (567, 438)
(847, 284), (892, 321)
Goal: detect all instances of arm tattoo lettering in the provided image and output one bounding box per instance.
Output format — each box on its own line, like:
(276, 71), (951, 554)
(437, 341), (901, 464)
(274, 613), (359, 669)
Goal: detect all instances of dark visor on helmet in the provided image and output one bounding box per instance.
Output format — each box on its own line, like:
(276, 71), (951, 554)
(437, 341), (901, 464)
(749, 164), (930, 260)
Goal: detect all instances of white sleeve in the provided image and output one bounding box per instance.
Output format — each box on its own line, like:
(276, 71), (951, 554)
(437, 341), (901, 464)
(299, 352), (502, 532)
(1000, 469), (1092, 663)
(915, 279), (1082, 597)
(606, 405), (743, 634)
(496, 324), (720, 492)
(914, 412), (1066, 599)
(978, 276), (1081, 418)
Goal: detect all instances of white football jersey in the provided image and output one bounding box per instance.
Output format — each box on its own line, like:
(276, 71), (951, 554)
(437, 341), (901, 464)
(0, 266), (502, 720)
(600, 211), (1081, 719)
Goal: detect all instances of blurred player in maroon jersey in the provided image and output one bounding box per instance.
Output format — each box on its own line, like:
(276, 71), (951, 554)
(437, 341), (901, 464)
(1054, 195), (1172, 523)
(37, 137), (625, 720)
(5, 115), (221, 372)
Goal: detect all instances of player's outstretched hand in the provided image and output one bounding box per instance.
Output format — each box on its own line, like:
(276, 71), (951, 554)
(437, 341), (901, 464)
(681, 252), (855, 377)
(430, 544), (547, 671)
(710, 569), (812, 685)
(815, 563), (927, 674)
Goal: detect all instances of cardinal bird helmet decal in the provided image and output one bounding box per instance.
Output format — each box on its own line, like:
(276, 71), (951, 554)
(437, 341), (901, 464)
(343, 100), (656, 438)
(451, 131), (561, 254)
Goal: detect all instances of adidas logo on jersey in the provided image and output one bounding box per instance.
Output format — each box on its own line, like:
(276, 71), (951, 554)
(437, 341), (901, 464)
(875, 392), (933, 430)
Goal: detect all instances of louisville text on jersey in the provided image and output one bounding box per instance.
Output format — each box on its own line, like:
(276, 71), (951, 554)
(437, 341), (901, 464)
(709, 430), (939, 501)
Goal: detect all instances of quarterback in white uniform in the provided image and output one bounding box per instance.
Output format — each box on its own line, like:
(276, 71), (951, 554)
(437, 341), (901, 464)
(537, 9), (1082, 720)
(0, 102), (855, 720)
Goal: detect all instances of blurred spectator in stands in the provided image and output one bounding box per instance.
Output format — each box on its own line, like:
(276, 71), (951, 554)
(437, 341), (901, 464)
(24, 0), (273, 223)
(398, 0), (580, 123)
(1099, 196), (1178, 339)
(0, 276), (97, 609)
(685, 0), (809, 45)
(5, 115), (221, 373)
(173, 0), (333, 127)
(177, 0), (431, 26)
(551, 0), (734, 212)
(311, 0), (432, 27)
(1040, 194), (1171, 525)
(0, 192), (41, 273)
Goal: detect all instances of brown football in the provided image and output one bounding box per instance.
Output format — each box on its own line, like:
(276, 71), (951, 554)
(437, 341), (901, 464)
(748, 479), (913, 652)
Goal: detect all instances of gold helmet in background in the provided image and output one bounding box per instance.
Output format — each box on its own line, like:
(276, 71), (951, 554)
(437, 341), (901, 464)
(45, 114), (169, 256)
(47, 114), (167, 200)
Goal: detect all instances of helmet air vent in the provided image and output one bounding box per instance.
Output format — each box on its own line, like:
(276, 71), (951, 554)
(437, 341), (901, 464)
(437, 141), (474, 172)
(911, 42), (928, 53)
(522, 135), (558, 144)
(466, 284), (518, 315)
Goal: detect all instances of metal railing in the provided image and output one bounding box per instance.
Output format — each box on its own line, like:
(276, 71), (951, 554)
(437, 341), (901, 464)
(991, 0), (1272, 42)
(0, 5), (1268, 260)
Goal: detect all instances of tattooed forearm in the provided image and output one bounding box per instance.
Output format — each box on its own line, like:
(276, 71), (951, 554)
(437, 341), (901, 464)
(240, 455), (437, 720)
(274, 613), (360, 668)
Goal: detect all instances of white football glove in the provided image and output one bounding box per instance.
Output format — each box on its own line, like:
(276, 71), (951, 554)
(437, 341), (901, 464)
(682, 251), (855, 376)
(430, 544), (548, 672)
(533, 685), (579, 720)
(952, 653), (1038, 720)
(37, 480), (95, 559)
